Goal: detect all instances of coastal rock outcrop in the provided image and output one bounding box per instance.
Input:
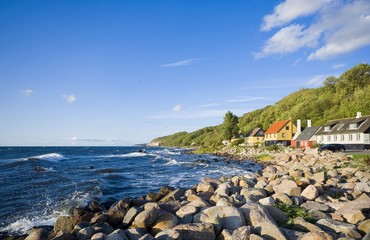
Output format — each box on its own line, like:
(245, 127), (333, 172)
(14, 148), (370, 240)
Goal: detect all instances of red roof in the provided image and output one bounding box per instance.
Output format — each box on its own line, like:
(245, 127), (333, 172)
(265, 120), (290, 134)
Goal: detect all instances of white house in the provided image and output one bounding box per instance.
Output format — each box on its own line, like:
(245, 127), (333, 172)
(315, 112), (370, 150)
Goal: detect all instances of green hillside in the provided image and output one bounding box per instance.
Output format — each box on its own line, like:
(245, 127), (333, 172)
(151, 63), (370, 148)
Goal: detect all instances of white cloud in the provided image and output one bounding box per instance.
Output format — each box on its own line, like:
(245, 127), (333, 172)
(198, 103), (220, 108)
(22, 89), (33, 96)
(63, 94), (76, 103)
(160, 58), (200, 67)
(306, 75), (326, 86)
(332, 64), (346, 69)
(172, 104), (183, 112)
(293, 58), (301, 66)
(258, 0), (370, 60)
(261, 0), (330, 31)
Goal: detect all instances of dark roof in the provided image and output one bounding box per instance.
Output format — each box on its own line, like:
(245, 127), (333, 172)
(295, 126), (321, 141)
(246, 127), (265, 137)
(265, 120), (290, 134)
(316, 115), (370, 135)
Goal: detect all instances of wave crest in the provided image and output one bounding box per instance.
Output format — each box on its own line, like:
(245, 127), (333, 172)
(27, 153), (67, 161)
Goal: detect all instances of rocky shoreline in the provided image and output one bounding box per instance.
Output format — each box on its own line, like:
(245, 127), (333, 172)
(4, 148), (370, 240)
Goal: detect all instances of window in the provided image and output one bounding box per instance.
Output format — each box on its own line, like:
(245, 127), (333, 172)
(328, 136), (331, 141)
(349, 134), (353, 141)
(349, 123), (358, 130)
(356, 134), (361, 141)
(282, 133), (286, 138)
(337, 124), (344, 130)
(274, 133), (277, 138)
(334, 135), (337, 141)
(286, 126), (289, 130)
(324, 126), (331, 132)
(341, 135), (344, 141)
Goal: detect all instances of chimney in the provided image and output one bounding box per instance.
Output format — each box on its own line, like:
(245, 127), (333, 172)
(356, 112), (362, 118)
(307, 120), (312, 128)
(297, 119), (301, 133)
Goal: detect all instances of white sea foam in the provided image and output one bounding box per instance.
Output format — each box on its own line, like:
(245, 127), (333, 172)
(102, 152), (153, 158)
(27, 153), (67, 161)
(164, 159), (180, 165)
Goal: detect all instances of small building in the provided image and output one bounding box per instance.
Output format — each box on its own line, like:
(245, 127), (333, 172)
(245, 127), (265, 146)
(291, 126), (321, 148)
(315, 112), (370, 150)
(264, 119), (297, 146)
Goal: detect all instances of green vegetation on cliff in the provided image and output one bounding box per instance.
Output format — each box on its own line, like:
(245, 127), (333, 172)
(151, 63), (370, 148)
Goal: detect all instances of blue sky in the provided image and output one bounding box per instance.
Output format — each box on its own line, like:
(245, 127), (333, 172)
(1, 0), (369, 146)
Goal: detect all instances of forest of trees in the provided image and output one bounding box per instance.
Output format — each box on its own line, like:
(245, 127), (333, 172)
(152, 63), (370, 148)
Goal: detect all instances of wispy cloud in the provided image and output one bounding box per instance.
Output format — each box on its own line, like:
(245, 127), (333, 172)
(160, 58), (201, 68)
(198, 103), (220, 108)
(293, 58), (301, 66)
(332, 64), (346, 69)
(22, 89), (33, 96)
(147, 109), (227, 120)
(257, 0), (370, 60)
(172, 104), (183, 112)
(227, 97), (276, 103)
(63, 94), (76, 103)
(305, 75), (326, 86)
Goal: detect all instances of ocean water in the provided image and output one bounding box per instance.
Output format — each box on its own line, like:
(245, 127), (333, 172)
(0, 146), (259, 235)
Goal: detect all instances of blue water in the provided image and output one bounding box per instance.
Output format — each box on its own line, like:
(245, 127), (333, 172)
(0, 146), (259, 234)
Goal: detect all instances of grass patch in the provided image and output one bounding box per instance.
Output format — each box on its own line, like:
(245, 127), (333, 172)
(343, 154), (370, 170)
(255, 153), (274, 161)
(274, 202), (316, 228)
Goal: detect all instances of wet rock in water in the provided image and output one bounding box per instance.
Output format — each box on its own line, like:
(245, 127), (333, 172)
(91, 213), (109, 224)
(145, 192), (162, 202)
(173, 223), (216, 240)
(93, 222), (114, 235)
(88, 201), (106, 213)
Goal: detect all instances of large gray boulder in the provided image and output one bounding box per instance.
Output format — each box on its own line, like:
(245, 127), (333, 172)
(272, 179), (301, 196)
(107, 229), (129, 240)
(193, 206), (245, 235)
(132, 208), (160, 228)
(316, 219), (362, 239)
(300, 185), (319, 201)
(240, 203), (287, 240)
(173, 223), (216, 240)
(151, 211), (178, 236)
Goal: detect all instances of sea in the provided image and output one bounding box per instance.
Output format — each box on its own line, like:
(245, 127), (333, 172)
(0, 146), (259, 235)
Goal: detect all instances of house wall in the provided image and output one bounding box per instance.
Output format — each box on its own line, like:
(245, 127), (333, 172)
(317, 133), (367, 144)
(246, 136), (265, 146)
(265, 121), (297, 141)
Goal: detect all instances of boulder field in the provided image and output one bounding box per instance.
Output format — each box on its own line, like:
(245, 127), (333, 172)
(8, 148), (370, 240)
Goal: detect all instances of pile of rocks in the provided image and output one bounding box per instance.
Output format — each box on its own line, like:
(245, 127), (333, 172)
(12, 149), (370, 240)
